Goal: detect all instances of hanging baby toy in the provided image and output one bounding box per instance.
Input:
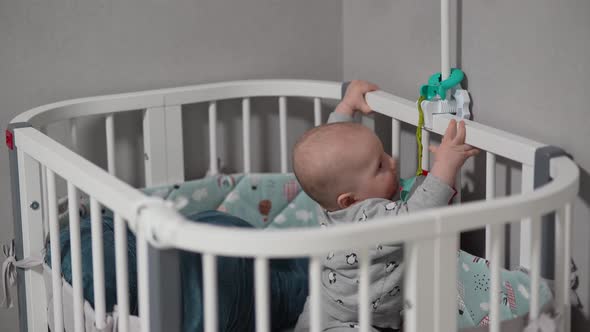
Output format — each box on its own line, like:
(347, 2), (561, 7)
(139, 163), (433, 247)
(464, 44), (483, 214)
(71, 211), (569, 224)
(415, 68), (471, 176)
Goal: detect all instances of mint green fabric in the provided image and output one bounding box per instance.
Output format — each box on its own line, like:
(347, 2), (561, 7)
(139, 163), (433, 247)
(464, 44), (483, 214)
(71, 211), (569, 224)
(456, 250), (552, 328)
(54, 172), (552, 329)
(142, 173), (320, 229)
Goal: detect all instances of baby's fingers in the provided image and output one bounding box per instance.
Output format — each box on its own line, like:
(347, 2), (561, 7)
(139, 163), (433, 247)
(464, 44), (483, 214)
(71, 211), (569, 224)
(452, 120), (467, 145)
(442, 119), (457, 143)
(464, 148), (480, 158)
(428, 145), (439, 154)
(359, 101), (373, 114)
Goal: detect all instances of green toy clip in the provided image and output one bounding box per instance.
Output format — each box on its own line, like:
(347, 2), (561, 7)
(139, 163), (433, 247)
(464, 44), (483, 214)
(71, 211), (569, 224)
(419, 68), (464, 100)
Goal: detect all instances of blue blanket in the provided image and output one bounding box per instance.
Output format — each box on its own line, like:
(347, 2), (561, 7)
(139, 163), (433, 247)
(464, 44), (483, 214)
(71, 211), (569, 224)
(47, 211), (308, 332)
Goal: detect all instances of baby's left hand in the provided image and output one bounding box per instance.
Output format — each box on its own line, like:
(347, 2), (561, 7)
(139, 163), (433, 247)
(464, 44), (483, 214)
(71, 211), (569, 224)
(429, 119), (480, 186)
(335, 80), (379, 116)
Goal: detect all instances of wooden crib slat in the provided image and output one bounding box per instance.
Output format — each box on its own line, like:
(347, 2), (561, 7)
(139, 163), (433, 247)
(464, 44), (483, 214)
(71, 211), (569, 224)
(164, 105), (185, 183)
(309, 256), (322, 332)
(358, 247), (371, 332)
(421, 130), (430, 171)
(561, 203), (572, 332)
(69, 119), (79, 153)
(529, 214), (542, 320)
(40, 156), (50, 238)
(485, 152), (497, 259)
(143, 106), (185, 186)
(203, 253), (218, 332)
(391, 118), (400, 160)
(209, 102), (218, 175)
(105, 114), (116, 175)
(242, 98), (252, 173)
(313, 98), (322, 127)
(279, 97), (288, 174)
(404, 240), (436, 332)
(67, 182), (85, 332)
(433, 234), (458, 332)
(90, 197), (107, 329)
(255, 257), (270, 332)
(137, 226), (151, 332)
(143, 107), (168, 187)
(47, 169), (64, 332)
(115, 213), (130, 332)
(519, 164), (535, 268)
(489, 223), (505, 332)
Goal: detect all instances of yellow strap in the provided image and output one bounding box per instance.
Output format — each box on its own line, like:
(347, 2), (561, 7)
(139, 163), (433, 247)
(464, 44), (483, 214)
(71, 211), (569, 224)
(416, 96), (425, 176)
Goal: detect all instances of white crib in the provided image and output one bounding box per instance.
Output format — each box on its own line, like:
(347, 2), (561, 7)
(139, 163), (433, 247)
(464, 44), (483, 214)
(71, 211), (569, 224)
(6, 79), (579, 332)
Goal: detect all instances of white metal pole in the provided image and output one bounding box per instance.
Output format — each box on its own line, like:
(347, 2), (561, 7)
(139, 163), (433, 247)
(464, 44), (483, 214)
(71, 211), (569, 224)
(441, 0), (451, 81)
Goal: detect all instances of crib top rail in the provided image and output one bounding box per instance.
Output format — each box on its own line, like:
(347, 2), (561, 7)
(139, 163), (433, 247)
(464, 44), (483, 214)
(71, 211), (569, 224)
(9, 79), (580, 258)
(11, 79), (544, 167)
(134, 156), (578, 258)
(10, 79), (341, 128)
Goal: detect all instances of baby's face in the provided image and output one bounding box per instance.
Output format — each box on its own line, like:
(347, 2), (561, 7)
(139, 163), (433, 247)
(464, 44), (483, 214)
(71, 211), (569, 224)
(346, 129), (398, 202)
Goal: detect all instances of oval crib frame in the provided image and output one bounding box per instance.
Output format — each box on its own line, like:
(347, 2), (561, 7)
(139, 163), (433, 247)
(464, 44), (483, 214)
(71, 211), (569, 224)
(9, 80), (579, 332)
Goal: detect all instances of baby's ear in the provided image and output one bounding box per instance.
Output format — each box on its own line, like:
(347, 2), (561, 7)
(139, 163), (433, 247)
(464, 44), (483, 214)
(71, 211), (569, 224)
(337, 192), (356, 209)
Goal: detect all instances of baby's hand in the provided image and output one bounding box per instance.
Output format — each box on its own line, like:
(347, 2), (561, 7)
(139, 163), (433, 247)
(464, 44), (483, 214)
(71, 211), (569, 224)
(335, 80), (379, 117)
(429, 119), (480, 186)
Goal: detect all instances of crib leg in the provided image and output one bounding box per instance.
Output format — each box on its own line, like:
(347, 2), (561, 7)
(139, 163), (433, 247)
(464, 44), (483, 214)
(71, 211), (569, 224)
(148, 246), (182, 332)
(7, 122), (39, 332)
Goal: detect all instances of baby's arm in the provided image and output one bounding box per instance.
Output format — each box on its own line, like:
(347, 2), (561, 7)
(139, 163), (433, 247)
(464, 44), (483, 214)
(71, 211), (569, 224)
(354, 175), (455, 220)
(403, 120), (479, 212)
(356, 120), (479, 217)
(328, 80), (378, 124)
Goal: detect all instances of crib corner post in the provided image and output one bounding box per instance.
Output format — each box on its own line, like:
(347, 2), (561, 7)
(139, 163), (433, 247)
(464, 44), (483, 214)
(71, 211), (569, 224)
(534, 146), (572, 280)
(6, 122), (33, 332)
(147, 245), (182, 332)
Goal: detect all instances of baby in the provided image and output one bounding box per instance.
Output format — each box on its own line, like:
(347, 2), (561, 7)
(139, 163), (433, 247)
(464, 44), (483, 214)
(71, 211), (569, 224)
(293, 80), (479, 331)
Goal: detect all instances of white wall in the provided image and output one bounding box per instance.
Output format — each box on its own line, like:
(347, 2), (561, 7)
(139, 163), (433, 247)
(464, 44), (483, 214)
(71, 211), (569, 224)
(344, 0), (590, 330)
(0, 1), (342, 330)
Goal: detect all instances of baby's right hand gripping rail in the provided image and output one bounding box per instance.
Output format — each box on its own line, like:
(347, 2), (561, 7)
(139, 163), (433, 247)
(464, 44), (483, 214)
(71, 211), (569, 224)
(418, 68), (471, 129)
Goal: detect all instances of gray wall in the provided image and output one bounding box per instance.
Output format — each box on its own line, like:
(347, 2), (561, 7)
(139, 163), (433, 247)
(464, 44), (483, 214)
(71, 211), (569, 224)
(344, 0), (589, 330)
(0, 1), (342, 331)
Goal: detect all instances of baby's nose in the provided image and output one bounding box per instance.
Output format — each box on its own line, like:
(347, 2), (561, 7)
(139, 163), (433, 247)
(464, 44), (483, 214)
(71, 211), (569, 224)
(389, 156), (397, 170)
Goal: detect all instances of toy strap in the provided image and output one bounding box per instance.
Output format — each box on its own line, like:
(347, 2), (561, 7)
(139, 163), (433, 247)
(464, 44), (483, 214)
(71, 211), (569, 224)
(416, 96), (425, 176)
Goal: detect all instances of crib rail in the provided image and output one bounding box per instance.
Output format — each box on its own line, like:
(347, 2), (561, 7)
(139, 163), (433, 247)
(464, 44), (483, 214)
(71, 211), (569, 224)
(8, 79), (579, 332)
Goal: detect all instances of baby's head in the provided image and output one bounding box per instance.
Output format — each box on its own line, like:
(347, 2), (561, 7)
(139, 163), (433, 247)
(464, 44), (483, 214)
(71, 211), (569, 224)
(293, 122), (398, 211)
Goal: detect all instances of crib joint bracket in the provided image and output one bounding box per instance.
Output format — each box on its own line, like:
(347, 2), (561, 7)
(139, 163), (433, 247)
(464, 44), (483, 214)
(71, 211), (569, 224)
(134, 197), (184, 249)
